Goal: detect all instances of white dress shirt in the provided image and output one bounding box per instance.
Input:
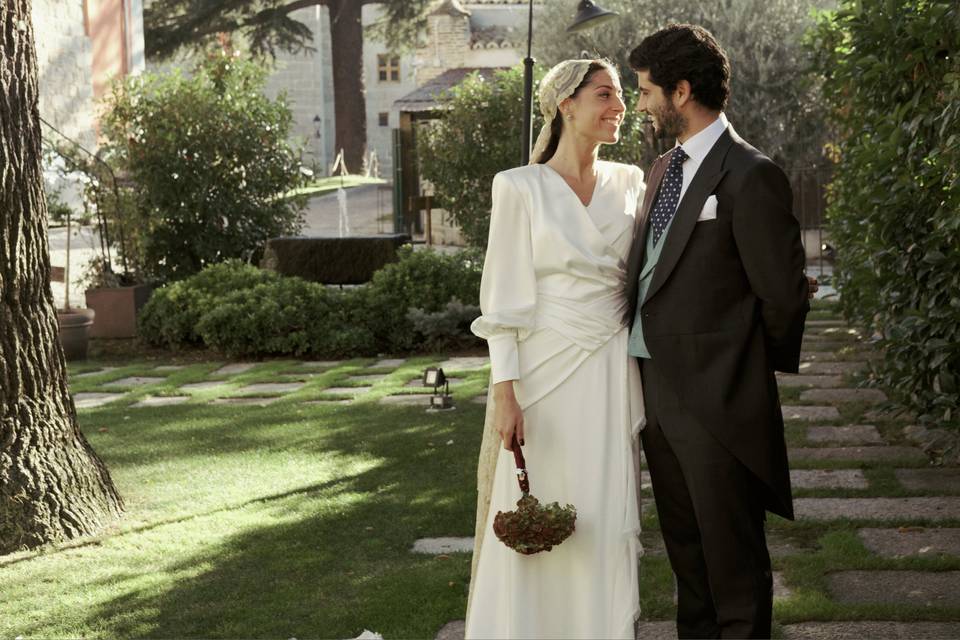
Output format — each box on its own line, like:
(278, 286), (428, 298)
(676, 112), (729, 200)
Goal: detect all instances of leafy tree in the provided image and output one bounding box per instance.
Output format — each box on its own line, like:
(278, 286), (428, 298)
(418, 66), (647, 248)
(811, 0), (960, 425)
(100, 52), (308, 284)
(535, 0), (831, 169)
(0, 0), (123, 553)
(144, 0), (432, 172)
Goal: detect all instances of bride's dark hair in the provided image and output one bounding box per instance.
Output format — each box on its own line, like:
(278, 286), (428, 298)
(534, 61), (616, 165)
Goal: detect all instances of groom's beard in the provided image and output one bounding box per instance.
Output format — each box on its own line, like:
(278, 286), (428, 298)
(652, 102), (687, 140)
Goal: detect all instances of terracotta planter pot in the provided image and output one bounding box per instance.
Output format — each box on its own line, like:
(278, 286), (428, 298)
(58, 308), (95, 360)
(85, 284), (153, 338)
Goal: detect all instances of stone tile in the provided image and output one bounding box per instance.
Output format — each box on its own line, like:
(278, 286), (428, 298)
(799, 388), (888, 404)
(380, 395), (433, 406)
(471, 396), (488, 405)
(811, 327), (862, 340)
(73, 366), (120, 378)
(412, 537), (474, 554)
(773, 571), (792, 600)
(895, 468), (960, 493)
(406, 377), (462, 388)
(301, 360), (343, 368)
(153, 365), (188, 372)
(828, 570), (960, 606)
(782, 622), (960, 640)
(179, 381), (228, 392)
(782, 406), (841, 421)
(239, 382), (305, 394)
(790, 446), (926, 463)
(435, 620), (465, 640)
(634, 622), (676, 640)
(795, 497), (960, 521)
(859, 527), (960, 558)
(790, 469), (869, 490)
(371, 358), (406, 369)
(212, 363), (257, 376)
(641, 470), (652, 490)
(348, 374), (388, 384)
(73, 392), (125, 408)
(797, 361), (867, 375)
(212, 397), (279, 406)
(303, 399), (352, 406)
(132, 396), (190, 407)
(805, 319), (845, 328)
(437, 356), (489, 371)
(800, 351), (841, 362)
(104, 376), (165, 387)
(807, 425), (883, 445)
(321, 386), (372, 396)
(777, 375), (845, 388)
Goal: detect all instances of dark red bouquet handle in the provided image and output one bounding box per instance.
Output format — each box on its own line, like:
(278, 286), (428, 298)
(511, 434), (530, 494)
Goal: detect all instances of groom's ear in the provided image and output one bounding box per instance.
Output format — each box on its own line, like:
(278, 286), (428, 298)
(673, 79), (694, 108)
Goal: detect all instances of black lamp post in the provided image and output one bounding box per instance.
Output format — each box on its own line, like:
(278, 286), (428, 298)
(520, 0), (619, 165)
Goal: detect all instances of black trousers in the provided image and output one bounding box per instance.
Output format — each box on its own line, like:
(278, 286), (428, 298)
(639, 357), (773, 639)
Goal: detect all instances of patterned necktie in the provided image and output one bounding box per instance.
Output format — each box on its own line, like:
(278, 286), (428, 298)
(649, 147), (688, 246)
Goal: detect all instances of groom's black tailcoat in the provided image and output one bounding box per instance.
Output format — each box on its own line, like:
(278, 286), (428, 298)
(625, 126), (809, 520)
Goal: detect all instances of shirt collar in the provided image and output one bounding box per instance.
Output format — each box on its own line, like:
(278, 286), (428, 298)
(677, 113), (728, 165)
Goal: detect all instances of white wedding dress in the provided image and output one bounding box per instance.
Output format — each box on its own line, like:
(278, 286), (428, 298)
(465, 160), (646, 639)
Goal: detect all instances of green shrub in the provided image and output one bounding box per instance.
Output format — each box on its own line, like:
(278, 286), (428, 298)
(138, 248), (483, 356)
(100, 51), (308, 284)
(811, 0), (960, 425)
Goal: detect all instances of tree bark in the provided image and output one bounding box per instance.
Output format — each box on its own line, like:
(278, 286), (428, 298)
(0, 0), (124, 555)
(327, 0), (367, 172)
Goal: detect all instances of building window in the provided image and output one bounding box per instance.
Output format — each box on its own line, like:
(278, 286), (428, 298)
(378, 55), (401, 82)
(379, 112), (390, 127)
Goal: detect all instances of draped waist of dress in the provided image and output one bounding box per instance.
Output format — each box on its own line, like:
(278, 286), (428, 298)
(514, 285), (630, 412)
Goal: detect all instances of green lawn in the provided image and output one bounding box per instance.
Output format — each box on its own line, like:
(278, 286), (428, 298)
(284, 175), (387, 200)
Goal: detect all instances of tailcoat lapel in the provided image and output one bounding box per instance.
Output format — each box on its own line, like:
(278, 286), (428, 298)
(642, 130), (734, 306)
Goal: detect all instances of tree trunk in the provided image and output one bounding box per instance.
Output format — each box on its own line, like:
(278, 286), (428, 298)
(0, 0), (124, 555)
(327, 0), (367, 173)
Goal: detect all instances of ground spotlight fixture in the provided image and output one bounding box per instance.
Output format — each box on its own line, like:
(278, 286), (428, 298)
(423, 367), (454, 411)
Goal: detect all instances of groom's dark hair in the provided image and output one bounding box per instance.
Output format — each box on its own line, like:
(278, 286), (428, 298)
(629, 24), (730, 111)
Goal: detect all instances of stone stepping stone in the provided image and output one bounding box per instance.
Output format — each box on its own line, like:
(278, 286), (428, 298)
(805, 319), (845, 328)
(406, 377), (461, 388)
(799, 388), (888, 404)
(828, 570), (960, 606)
(371, 358), (406, 369)
(73, 366), (120, 378)
(104, 376), (165, 387)
(790, 446), (926, 463)
(795, 497), (960, 521)
(777, 375), (844, 388)
(798, 361), (866, 375)
(179, 381), (228, 392)
(800, 351), (841, 362)
(782, 622), (960, 639)
(807, 425), (883, 445)
(438, 356), (489, 371)
(239, 382), (305, 394)
(812, 327), (861, 339)
(435, 621), (465, 640)
(212, 363), (257, 376)
(782, 405), (840, 421)
(74, 392), (125, 408)
(348, 374), (388, 383)
(153, 365), (188, 372)
(304, 399), (352, 406)
(301, 360), (343, 368)
(791, 469), (868, 489)
(895, 468), (960, 492)
(859, 527), (960, 558)
(379, 395), (432, 406)
(471, 396), (488, 405)
(212, 397), (279, 406)
(412, 537), (474, 554)
(634, 622), (676, 640)
(132, 396), (190, 408)
(322, 386), (372, 396)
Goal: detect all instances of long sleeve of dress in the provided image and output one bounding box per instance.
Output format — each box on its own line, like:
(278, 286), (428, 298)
(470, 171), (537, 384)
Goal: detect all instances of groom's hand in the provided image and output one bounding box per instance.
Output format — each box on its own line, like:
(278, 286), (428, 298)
(493, 381), (525, 450)
(807, 275), (819, 299)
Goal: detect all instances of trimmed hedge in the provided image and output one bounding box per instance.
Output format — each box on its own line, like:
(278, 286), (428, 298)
(138, 247), (483, 357)
(812, 0), (960, 425)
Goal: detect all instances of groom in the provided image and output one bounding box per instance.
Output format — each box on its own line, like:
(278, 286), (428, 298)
(625, 25), (809, 639)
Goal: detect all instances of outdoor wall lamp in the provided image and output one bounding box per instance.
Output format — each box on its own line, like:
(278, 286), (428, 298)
(520, 0), (619, 165)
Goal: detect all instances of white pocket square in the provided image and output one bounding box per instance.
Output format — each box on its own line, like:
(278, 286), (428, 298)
(697, 195), (718, 221)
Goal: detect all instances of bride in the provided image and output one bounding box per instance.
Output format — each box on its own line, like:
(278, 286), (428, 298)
(465, 59), (646, 639)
